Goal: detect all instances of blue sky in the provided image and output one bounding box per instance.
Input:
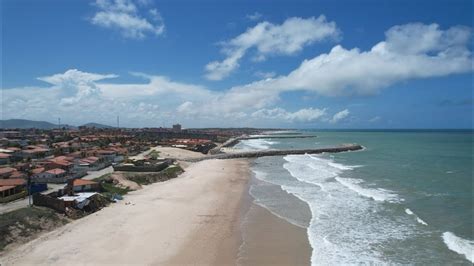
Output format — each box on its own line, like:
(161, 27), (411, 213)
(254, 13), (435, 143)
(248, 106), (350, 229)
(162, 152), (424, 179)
(1, 0), (473, 128)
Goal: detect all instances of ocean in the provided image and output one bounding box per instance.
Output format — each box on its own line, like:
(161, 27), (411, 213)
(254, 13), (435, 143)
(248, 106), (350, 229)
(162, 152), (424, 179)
(235, 130), (473, 265)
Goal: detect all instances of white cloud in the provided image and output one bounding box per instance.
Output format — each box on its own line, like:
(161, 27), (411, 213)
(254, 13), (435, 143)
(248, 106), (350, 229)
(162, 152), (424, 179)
(251, 107), (327, 122)
(269, 23), (472, 96)
(330, 109), (350, 124)
(246, 12), (262, 21)
(205, 15), (340, 80)
(90, 0), (165, 39)
(38, 69), (117, 85)
(2, 23), (472, 127)
(38, 69), (118, 106)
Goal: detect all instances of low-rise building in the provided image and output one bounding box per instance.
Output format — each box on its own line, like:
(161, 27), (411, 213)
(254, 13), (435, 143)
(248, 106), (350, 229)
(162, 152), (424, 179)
(35, 168), (69, 183)
(0, 178), (27, 203)
(73, 179), (100, 192)
(0, 167), (17, 179)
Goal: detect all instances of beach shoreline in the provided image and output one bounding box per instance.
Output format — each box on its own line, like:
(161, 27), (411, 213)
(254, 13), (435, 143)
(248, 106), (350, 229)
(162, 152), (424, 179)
(1, 150), (312, 265)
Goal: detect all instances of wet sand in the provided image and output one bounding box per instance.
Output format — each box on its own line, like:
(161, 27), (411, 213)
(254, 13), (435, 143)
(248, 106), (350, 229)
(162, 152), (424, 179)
(238, 203), (312, 266)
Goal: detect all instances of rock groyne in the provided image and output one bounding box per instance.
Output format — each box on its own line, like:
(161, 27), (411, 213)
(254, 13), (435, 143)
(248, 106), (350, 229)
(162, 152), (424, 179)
(209, 134), (318, 154)
(189, 144), (363, 162)
(239, 135), (316, 140)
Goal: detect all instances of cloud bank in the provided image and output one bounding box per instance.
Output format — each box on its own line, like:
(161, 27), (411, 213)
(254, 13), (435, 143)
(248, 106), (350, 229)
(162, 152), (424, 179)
(2, 22), (472, 127)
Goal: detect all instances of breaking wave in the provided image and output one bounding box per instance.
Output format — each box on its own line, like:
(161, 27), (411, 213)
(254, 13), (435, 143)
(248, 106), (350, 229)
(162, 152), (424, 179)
(442, 232), (474, 263)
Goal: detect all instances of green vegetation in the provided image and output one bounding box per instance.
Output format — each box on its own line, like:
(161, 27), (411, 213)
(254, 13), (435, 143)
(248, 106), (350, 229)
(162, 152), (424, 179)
(148, 150), (160, 160)
(93, 173), (129, 198)
(0, 207), (69, 251)
(125, 165), (184, 185)
(92, 173), (112, 182)
(101, 182), (129, 196)
(162, 165), (183, 175)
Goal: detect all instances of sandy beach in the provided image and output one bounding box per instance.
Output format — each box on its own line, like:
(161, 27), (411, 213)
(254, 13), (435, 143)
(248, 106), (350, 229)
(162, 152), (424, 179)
(1, 148), (312, 265)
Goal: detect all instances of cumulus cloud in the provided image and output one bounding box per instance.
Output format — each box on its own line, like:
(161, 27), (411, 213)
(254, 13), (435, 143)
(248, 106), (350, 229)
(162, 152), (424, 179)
(205, 15), (340, 80)
(330, 109), (350, 124)
(270, 23), (472, 96)
(2, 23), (472, 127)
(90, 0), (165, 39)
(38, 69), (117, 106)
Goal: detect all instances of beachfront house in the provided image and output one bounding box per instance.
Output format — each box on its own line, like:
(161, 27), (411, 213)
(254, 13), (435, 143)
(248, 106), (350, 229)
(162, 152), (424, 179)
(0, 178), (27, 203)
(72, 179), (100, 192)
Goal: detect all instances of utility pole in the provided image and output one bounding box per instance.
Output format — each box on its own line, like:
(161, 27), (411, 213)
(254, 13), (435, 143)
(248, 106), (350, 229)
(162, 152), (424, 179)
(26, 168), (32, 207)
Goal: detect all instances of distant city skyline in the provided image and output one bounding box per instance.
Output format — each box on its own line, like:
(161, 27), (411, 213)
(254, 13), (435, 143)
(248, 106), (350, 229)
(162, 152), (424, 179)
(1, 0), (473, 128)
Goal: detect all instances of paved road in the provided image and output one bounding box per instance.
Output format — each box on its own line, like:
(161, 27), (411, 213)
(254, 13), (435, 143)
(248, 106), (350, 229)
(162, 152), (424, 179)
(81, 166), (114, 180)
(128, 146), (158, 161)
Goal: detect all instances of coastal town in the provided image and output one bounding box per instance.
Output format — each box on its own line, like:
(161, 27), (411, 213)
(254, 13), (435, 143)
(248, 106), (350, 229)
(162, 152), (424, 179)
(0, 121), (363, 261)
(0, 123), (265, 204)
(0, 123), (277, 252)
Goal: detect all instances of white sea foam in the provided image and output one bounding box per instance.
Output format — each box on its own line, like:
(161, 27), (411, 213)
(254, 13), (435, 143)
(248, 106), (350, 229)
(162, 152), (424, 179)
(405, 208), (428, 225)
(442, 232), (474, 263)
(336, 177), (400, 203)
(279, 154), (410, 264)
(239, 139), (278, 150)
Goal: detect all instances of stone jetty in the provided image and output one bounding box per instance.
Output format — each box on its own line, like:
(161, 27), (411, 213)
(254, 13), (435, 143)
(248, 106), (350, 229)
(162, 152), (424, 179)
(209, 134), (318, 154)
(188, 144), (363, 162)
(239, 135), (317, 140)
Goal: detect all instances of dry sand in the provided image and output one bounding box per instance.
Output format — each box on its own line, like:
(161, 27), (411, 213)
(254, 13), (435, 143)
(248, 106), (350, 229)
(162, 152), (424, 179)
(2, 147), (313, 265)
(154, 146), (206, 169)
(1, 159), (249, 265)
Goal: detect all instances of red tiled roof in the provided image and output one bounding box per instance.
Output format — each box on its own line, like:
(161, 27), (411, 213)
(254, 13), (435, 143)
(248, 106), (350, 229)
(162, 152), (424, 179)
(81, 156), (99, 164)
(32, 167), (45, 174)
(23, 148), (49, 154)
(45, 168), (66, 175)
(48, 157), (73, 166)
(0, 167), (16, 175)
(0, 185), (16, 192)
(0, 179), (26, 186)
(0, 153), (11, 159)
(73, 179), (98, 186)
(10, 172), (25, 178)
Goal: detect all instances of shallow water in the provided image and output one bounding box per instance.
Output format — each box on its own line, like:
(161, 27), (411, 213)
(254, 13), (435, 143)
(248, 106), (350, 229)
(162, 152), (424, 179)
(237, 130), (473, 264)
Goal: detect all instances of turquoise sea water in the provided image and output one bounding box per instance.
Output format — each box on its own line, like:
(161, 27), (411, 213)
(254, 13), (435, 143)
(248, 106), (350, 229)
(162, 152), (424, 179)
(236, 130), (473, 264)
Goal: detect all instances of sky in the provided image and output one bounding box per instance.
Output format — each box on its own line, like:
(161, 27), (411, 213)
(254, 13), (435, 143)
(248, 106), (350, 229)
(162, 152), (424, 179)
(1, 0), (473, 128)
